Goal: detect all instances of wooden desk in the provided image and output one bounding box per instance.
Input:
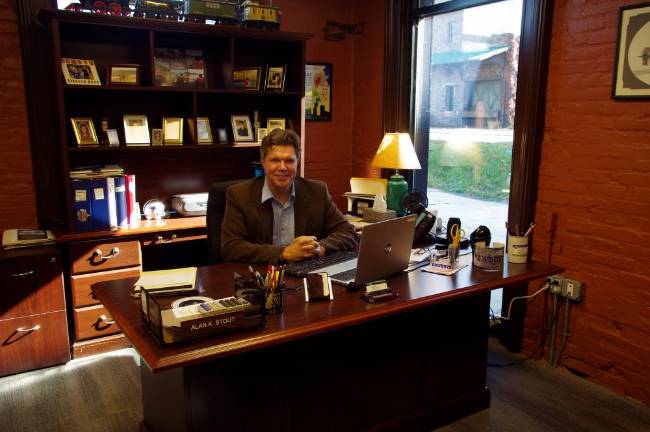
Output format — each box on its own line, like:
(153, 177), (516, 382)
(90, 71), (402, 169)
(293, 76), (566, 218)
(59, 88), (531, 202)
(94, 257), (562, 432)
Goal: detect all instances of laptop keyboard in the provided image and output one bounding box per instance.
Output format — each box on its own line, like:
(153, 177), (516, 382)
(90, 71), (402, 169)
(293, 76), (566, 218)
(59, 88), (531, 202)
(330, 268), (357, 281)
(285, 250), (358, 277)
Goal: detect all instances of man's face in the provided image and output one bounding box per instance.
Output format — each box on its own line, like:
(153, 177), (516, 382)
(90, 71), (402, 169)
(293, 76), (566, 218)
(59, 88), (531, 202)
(263, 144), (298, 194)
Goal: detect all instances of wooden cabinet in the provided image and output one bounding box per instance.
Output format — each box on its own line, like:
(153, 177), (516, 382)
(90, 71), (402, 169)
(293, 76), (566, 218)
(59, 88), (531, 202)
(67, 238), (141, 357)
(34, 9), (310, 232)
(0, 246), (70, 376)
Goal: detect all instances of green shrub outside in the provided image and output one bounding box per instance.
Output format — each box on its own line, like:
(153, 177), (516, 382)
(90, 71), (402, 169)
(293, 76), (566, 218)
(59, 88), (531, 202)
(428, 140), (512, 202)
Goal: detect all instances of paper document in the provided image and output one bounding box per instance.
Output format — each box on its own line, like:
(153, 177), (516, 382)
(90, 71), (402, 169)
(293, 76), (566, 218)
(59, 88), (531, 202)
(134, 267), (197, 292)
(350, 177), (387, 195)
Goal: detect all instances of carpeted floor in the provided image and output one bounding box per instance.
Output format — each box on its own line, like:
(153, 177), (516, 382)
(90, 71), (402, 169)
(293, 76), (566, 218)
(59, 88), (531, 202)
(1, 338), (648, 432)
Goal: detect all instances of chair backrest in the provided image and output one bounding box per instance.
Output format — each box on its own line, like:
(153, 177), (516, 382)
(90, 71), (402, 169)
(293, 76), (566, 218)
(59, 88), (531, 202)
(206, 179), (247, 264)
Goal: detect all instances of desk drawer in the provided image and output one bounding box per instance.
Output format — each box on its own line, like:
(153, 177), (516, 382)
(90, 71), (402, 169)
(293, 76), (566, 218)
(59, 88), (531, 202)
(71, 267), (141, 308)
(0, 251), (65, 320)
(0, 311), (70, 376)
(140, 228), (206, 246)
(73, 305), (121, 341)
(69, 240), (141, 274)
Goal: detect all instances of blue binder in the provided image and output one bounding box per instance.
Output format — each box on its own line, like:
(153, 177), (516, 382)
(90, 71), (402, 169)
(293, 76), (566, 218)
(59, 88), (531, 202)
(114, 176), (128, 228)
(90, 177), (110, 231)
(70, 179), (93, 232)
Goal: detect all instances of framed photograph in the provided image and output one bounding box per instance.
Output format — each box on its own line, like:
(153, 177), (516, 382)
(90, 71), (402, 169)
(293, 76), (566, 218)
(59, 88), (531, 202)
(151, 128), (163, 146)
(266, 118), (286, 131)
(105, 129), (120, 146)
(231, 115), (254, 142)
(305, 63), (333, 121)
(108, 64), (140, 86)
(163, 117), (184, 145)
(123, 114), (150, 145)
(232, 67), (262, 90)
(257, 127), (268, 143)
(196, 117), (213, 144)
(61, 58), (101, 86)
(613, 3), (650, 98)
(217, 128), (228, 144)
(70, 118), (99, 146)
(265, 65), (286, 91)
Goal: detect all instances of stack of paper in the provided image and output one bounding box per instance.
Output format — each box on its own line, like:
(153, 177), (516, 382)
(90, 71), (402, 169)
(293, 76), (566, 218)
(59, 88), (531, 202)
(134, 267), (198, 296)
(2, 229), (55, 250)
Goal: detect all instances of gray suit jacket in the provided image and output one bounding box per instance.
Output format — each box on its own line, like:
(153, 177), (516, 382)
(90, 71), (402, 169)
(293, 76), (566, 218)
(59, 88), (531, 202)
(221, 177), (357, 263)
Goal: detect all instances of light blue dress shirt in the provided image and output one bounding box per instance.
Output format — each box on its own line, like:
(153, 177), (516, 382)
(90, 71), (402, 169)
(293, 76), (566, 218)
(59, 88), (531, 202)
(261, 179), (296, 246)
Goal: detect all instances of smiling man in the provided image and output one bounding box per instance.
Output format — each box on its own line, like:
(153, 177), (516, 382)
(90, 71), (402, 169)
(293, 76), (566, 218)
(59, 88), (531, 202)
(221, 128), (357, 263)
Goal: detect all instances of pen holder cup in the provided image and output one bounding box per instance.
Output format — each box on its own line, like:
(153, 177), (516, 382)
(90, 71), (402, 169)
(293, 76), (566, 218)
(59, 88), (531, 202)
(430, 246), (459, 271)
(265, 283), (284, 314)
(472, 242), (505, 272)
(507, 235), (529, 263)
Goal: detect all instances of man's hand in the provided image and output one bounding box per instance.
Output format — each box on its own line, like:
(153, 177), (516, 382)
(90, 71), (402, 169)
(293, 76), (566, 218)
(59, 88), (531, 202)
(281, 236), (321, 261)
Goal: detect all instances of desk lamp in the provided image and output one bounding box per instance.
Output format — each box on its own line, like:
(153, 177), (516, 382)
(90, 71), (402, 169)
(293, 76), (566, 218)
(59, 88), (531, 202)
(371, 133), (421, 216)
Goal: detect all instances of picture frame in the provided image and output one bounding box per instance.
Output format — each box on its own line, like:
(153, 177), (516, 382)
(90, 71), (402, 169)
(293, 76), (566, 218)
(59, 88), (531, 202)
(196, 117), (213, 144)
(123, 114), (150, 145)
(265, 65), (286, 91)
(105, 129), (120, 146)
(266, 118), (286, 131)
(71, 118), (99, 146)
(231, 115), (254, 142)
(305, 63), (333, 121)
(613, 3), (650, 98)
(108, 64), (140, 86)
(257, 127), (268, 143)
(217, 128), (228, 144)
(232, 67), (262, 90)
(151, 128), (163, 146)
(163, 117), (184, 145)
(61, 58), (101, 86)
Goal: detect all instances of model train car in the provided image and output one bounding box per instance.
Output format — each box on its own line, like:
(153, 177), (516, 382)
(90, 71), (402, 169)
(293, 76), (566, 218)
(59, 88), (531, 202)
(239, 1), (280, 30)
(184, 1), (239, 25)
(133, 0), (184, 19)
(65, 0), (131, 15)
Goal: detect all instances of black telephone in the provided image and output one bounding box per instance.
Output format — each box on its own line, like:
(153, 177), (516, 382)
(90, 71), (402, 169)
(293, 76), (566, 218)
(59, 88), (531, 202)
(405, 201), (436, 246)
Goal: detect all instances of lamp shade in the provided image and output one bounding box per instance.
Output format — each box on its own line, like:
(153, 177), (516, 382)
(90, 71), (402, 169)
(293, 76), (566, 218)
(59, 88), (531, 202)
(371, 133), (421, 170)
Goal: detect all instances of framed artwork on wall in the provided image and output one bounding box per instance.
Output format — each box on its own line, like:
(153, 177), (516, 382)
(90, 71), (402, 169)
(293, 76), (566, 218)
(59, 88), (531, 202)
(305, 63), (332, 121)
(613, 3), (650, 98)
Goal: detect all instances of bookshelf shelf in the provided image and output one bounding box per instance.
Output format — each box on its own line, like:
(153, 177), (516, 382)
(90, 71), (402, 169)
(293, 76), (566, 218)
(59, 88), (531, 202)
(35, 9), (309, 232)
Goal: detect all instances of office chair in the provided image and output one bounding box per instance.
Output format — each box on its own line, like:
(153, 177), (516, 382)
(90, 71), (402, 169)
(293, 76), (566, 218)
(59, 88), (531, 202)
(206, 179), (247, 264)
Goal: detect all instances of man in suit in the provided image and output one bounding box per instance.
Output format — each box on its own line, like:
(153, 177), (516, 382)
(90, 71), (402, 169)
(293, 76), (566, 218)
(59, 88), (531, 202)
(221, 128), (357, 263)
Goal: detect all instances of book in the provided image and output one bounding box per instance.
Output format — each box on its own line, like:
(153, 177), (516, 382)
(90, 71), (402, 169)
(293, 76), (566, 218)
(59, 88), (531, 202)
(2, 229), (55, 249)
(90, 177), (111, 231)
(71, 179), (93, 232)
(125, 174), (137, 225)
(114, 176), (128, 228)
(106, 177), (118, 230)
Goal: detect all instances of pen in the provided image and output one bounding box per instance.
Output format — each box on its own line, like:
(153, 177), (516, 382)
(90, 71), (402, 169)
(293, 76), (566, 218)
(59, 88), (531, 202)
(524, 223), (536, 237)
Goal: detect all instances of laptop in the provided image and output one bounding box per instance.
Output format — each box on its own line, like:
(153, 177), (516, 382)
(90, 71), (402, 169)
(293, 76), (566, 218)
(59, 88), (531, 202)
(316, 214), (417, 287)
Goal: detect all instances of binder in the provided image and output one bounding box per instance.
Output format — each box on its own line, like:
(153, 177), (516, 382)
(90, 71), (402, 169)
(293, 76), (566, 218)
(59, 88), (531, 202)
(106, 176), (118, 229)
(125, 174), (137, 225)
(90, 177), (111, 231)
(114, 175), (128, 227)
(70, 179), (93, 232)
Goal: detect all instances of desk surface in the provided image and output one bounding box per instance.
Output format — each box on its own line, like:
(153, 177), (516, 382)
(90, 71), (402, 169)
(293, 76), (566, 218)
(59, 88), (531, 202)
(93, 256), (562, 372)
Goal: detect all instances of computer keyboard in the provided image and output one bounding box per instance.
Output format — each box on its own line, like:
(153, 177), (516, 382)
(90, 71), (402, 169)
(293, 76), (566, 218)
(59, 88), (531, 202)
(285, 250), (358, 277)
(330, 268), (357, 281)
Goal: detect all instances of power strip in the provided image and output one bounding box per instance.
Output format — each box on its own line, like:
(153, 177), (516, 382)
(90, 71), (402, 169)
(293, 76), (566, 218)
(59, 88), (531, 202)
(547, 275), (583, 302)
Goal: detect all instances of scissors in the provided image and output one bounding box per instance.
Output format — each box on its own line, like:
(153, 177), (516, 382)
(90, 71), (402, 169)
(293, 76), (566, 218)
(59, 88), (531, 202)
(450, 224), (464, 248)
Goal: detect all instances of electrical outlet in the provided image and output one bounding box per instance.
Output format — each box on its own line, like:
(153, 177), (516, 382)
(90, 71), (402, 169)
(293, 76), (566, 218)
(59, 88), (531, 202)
(546, 275), (583, 301)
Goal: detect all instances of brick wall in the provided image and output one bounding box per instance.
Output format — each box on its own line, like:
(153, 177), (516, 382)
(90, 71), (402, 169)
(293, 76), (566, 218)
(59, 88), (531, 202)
(527, 0), (650, 404)
(0, 1), (37, 230)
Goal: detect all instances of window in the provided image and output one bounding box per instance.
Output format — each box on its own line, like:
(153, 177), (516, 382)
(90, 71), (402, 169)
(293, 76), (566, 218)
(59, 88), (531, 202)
(413, 0), (524, 315)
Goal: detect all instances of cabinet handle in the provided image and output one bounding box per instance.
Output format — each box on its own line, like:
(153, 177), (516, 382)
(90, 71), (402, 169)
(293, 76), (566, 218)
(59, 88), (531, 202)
(99, 314), (116, 325)
(16, 324), (41, 332)
(10, 270), (35, 277)
(93, 247), (120, 261)
(156, 234), (177, 243)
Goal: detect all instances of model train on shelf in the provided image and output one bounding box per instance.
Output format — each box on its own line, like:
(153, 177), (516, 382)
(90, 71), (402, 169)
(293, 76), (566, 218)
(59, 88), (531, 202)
(64, 1), (281, 29)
